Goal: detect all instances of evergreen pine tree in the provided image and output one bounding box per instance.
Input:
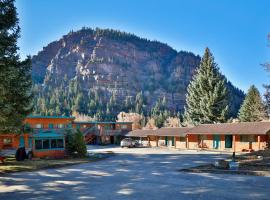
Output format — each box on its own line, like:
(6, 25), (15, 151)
(135, 91), (144, 114)
(184, 48), (229, 124)
(263, 84), (270, 116)
(0, 0), (33, 133)
(238, 85), (266, 122)
(73, 129), (87, 158)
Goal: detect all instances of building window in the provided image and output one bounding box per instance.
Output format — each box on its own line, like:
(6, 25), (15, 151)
(35, 140), (43, 150)
(121, 125), (128, 129)
(42, 139), (50, 149)
(180, 137), (186, 142)
(25, 123), (30, 129)
(3, 138), (12, 144)
(240, 135), (256, 142)
(48, 124), (54, 129)
(76, 124), (81, 129)
(57, 124), (65, 129)
(66, 123), (72, 128)
(104, 125), (111, 130)
(51, 139), (64, 148)
(35, 139), (64, 150)
(57, 139), (64, 148)
(198, 135), (207, 140)
(35, 124), (43, 129)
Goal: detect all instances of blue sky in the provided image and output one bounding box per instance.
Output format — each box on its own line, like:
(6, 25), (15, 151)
(16, 0), (270, 93)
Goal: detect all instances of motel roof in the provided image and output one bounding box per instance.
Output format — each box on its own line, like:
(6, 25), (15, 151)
(155, 127), (191, 137)
(126, 127), (191, 137)
(188, 122), (270, 135)
(74, 121), (132, 124)
(27, 115), (75, 119)
(126, 129), (157, 137)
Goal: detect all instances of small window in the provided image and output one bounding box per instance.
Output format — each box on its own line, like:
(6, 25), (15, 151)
(57, 124), (65, 129)
(66, 124), (72, 128)
(57, 139), (64, 148)
(180, 137), (186, 142)
(198, 135), (207, 140)
(35, 140), (42, 149)
(3, 138), (12, 144)
(48, 124), (54, 129)
(76, 124), (81, 129)
(121, 125), (128, 129)
(105, 125), (112, 130)
(240, 135), (256, 142)
(42, 139), (50, 149)
(51, 139), (57, 148)
(51, 139), (64, 149)
(36, 124), (43, 129)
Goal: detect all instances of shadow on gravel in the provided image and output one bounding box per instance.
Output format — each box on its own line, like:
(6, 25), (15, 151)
(0, 153), (270, 200)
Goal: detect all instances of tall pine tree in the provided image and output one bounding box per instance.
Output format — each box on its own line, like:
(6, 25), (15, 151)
(238, 85), (266, 122)
(0, 0), (33, 133)
(184, 47), (228, 125)
(263, 34), (270, 116)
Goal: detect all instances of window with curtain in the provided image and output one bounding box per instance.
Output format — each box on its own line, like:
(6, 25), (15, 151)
(34, 139), (64, 150)
(240, 135), (256, 142)
(35, 124), (43, 129)
(57, 124), (65, 128)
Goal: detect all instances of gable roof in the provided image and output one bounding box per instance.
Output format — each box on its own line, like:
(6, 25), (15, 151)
(188, 122), (270, 135)
(126, 127), (191, 137)
(74, 121), (132, 124)
(27, 115), (75, 119)
(126, 129), (157, 137)
(155, 127), (191, 137)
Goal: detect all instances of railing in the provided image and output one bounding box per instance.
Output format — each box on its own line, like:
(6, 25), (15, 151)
(85, 135), (96, 144)
(102, 129), (123, 136)
(82, 126), (99, 136)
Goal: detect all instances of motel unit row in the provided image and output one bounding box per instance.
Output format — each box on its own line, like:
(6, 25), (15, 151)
(127, 122), (270, 152)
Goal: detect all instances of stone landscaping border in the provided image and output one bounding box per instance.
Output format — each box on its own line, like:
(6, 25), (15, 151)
(179, 165), (270, 177)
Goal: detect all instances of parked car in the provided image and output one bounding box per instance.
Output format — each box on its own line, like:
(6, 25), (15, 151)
(120, 138), (138, 148)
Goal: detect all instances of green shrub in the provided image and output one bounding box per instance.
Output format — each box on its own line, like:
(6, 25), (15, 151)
(65, 129), (87, 158)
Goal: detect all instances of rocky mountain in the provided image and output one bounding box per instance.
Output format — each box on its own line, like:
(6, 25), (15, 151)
(31, 28), (244, 120)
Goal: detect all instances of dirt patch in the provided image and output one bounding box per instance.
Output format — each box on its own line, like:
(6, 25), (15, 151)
(179, 150), (270, 177)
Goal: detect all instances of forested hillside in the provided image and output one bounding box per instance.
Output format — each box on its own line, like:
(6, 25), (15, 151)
(31, 28), (244, 121)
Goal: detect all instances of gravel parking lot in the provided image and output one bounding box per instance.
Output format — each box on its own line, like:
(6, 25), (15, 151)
(0, 145), (270, 200)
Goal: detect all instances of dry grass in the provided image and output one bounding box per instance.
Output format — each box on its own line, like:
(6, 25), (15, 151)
(0, 152), (113, 174)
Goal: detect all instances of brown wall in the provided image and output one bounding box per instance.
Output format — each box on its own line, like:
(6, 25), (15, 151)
(0, 134), (30, 150)
(33, 149), (65, 158)
(25, 118), (73, 129)
(148, 136), (157, 147)
(186, 134), (268, 152)
(73, 122), (132, 132)
(175, 137), (187, 149)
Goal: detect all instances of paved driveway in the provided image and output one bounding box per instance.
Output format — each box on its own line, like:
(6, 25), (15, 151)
(0, 146), (270, 200)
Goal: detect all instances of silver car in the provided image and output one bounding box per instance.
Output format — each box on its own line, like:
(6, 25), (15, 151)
(120, 138), (138, 148)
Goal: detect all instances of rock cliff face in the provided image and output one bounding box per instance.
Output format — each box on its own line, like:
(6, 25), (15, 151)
(31, 28), (244, 119)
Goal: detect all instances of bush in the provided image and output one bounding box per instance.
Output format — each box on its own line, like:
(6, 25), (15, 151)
(65, 129), (87, 158)
(65, 130), (76, 155)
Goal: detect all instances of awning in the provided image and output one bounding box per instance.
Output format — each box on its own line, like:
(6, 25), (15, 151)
(33, 130), (64, 138)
